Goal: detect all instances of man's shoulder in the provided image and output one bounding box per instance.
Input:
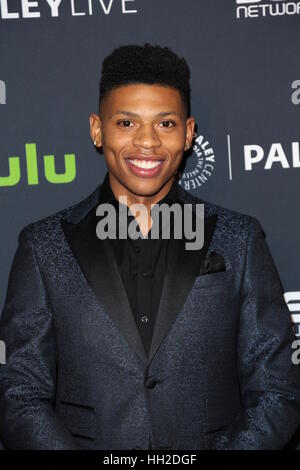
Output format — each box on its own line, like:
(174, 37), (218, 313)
(18, 185), (100, 244)
(177, 184), (257, 230)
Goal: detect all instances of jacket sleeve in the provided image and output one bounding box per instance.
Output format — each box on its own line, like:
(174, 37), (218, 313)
(0, 227), (79, 449)
(214, 217), (300, 449)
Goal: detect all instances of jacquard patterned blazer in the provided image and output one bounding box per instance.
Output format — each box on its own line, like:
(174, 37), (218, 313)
(0, 175), (299, 450)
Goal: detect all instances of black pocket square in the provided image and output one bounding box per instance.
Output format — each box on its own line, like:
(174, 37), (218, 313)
(199, 251), (226, 275)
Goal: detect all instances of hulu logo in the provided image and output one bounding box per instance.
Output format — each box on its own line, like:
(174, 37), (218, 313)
(0, 143), (76, 187)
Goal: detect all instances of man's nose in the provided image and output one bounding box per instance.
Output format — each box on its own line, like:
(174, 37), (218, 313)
(132, 124), (161, 149)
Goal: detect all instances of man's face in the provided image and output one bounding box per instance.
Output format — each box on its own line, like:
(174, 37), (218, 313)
(89, 84), (195, 202)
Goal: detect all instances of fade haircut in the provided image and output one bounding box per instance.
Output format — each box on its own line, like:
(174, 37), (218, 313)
(99, 43), (191, 117)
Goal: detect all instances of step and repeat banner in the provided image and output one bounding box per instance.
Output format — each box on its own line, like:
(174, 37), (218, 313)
(0, 0), (300, 447)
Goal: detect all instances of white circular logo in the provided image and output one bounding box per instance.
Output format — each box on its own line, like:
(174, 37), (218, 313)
(178, 134), (216, 190)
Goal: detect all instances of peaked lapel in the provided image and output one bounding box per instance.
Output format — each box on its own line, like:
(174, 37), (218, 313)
(148, 211), (217, 364)
(61, 210), (149, 365)
(61, 182), (218, 367)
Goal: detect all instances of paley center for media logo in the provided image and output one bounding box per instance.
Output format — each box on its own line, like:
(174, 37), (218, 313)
(177, 134), (215, 191)
(227, 80), (300, 175)
(236, 0), (300, 19)
(0, 0), (138, 19)
(243, 141), (300, 171)
(226, 135), (299, 178)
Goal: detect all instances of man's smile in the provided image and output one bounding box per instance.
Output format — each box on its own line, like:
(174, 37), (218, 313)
(125, 157), (165, 177)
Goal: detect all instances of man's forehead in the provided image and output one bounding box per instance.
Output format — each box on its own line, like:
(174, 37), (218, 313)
(105, 84), (182, 102)
(101, 84), (184, 115)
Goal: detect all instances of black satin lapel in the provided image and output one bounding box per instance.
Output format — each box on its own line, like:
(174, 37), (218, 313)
(61, 213), (148, 365)
(147, 213), (218, 366)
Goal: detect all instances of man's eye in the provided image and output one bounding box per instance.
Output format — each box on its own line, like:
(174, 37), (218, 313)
(159, 120), (175, 128)
(118, 120), (134, 127)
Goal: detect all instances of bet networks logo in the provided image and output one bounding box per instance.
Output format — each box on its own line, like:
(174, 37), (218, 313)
(0, 143), (76, 187)
(0, 79), (6, 104)
(236, 0), (300, 19)
(0, 0), (138, 20)
(178, 134), (215, 191)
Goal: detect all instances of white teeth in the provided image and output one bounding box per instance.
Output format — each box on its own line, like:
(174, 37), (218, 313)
(128, 159), (163, 169)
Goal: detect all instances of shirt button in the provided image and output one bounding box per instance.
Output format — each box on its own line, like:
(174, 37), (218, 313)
(141, 271), (150, 278)
(141, 315), (149, 324)
(145, 377), (157, 389)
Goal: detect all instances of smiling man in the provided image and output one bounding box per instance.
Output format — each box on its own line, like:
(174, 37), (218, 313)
(0, 43), (299, 450)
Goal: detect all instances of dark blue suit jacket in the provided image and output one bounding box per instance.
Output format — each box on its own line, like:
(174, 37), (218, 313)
(0, 179), (299, 449)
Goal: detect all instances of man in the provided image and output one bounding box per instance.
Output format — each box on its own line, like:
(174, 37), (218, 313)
(0, 43), (299, 450)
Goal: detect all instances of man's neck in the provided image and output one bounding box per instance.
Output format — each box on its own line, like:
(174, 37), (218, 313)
(110, 172), (174, 205)
(108, 173), (176, 238)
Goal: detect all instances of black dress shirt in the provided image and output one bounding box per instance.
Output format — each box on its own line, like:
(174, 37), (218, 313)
(97, 172), (179, 357)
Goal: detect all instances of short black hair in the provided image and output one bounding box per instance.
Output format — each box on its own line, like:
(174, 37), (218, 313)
(99, 43), (191, 116)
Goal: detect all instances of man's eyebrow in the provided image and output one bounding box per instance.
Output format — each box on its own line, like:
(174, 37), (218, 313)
(109, 111), (180, 118)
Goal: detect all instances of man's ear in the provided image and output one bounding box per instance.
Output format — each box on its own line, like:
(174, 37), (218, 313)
(185, 117), (196, 149)
(89, 113), (102, 147)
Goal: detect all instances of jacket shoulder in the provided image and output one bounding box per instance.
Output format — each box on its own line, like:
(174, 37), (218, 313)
(177, 184), (261, 241)
(18, 185), (100, 244)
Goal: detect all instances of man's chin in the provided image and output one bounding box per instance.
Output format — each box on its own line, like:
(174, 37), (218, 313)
(126, 182), (168, 199)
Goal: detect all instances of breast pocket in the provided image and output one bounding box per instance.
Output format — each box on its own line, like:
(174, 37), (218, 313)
(193, 269), (234, 292)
